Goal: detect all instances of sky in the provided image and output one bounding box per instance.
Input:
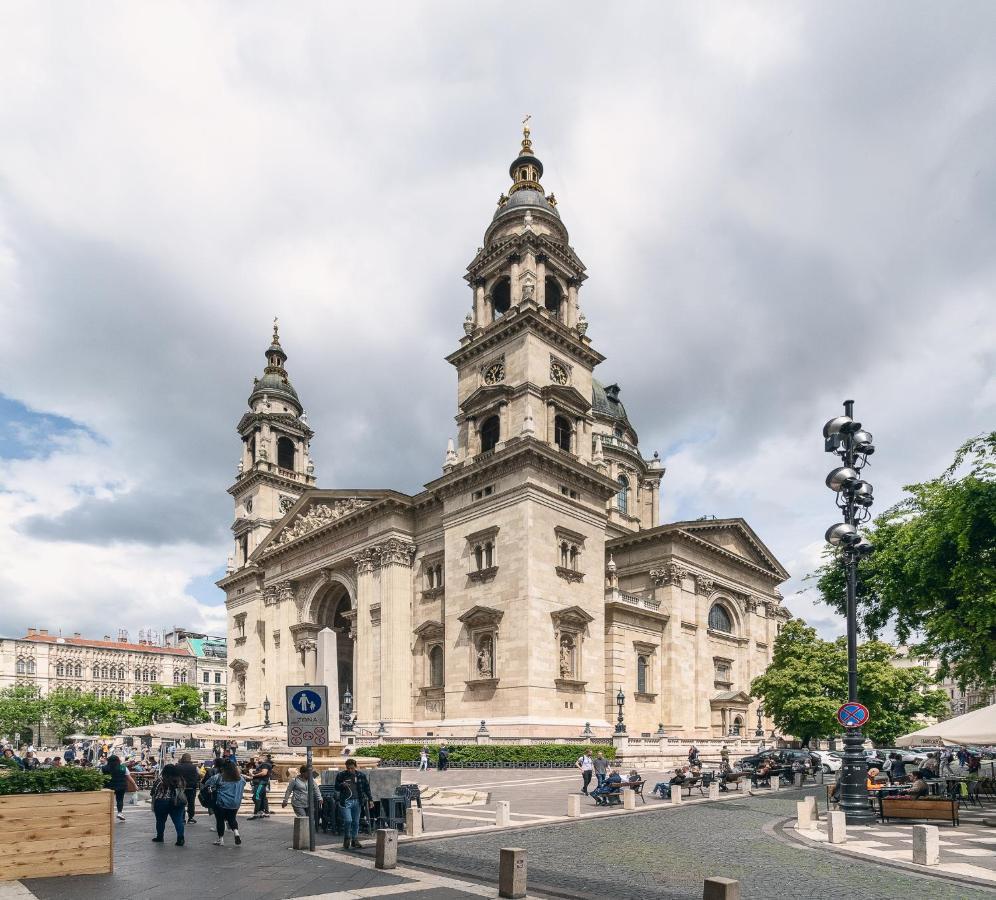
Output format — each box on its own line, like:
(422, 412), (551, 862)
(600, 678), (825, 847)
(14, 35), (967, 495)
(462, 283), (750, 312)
(1, 1), (994, 645)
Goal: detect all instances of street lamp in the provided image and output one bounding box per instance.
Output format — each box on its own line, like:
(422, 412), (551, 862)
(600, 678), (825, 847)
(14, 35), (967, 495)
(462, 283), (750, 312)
(614, 688), (626, 734)
(824, 399), (876, 823)
(262, 696), (271, 727)
(341, 687), (353, 732)
(755, 704), (764, 737)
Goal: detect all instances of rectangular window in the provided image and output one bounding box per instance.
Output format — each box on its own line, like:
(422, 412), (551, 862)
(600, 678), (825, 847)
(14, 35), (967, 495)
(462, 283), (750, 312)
(214, 691), (222, 703)
(471, 485), (495, 501)
(215, 672), (222, 684)
(202, 691), (209, 704)
(203, 672), (209, 683)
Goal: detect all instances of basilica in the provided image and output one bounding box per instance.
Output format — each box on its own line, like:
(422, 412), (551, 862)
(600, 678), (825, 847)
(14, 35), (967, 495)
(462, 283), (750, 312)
(218, 129), (791, 739)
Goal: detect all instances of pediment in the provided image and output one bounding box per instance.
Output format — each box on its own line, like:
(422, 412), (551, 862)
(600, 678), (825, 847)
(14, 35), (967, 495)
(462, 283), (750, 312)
(550, 605), (595, 629)
(458, 605), (504, 628)
(413, 620), (444, 639)
(254, 493), (382, 557)
(710, 690), (751, 705)
(679, 519), (789, 580)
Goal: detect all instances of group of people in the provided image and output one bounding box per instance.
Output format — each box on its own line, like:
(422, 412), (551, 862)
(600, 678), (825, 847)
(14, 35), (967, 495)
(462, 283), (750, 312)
(417, 744), (450, 771)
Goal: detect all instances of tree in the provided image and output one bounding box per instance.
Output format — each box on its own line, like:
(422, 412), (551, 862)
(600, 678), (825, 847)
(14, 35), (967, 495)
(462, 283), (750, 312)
(0, 685), (47, 744)
(46, 689), (129, 739)
(814, 432), (996, 689)
(750, 619), (948, 746)
(128, 685), (208, 726)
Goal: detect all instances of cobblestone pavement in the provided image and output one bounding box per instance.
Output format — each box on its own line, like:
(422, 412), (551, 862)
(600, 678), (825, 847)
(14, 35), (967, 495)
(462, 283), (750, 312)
(398, 787), (996, 899)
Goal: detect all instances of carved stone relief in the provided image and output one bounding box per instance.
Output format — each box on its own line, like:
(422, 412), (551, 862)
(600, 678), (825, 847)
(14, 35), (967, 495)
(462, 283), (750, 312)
(273, 499), (372, 546)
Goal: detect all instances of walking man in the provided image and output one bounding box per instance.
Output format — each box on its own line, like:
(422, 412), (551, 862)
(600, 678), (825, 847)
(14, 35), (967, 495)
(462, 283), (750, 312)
(593, 751), (609, 789)
(576, 751), (594, 795)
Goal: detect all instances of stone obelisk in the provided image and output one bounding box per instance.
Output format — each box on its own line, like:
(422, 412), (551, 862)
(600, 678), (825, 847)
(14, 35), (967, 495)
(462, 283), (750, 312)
(315, 627), (342, 743)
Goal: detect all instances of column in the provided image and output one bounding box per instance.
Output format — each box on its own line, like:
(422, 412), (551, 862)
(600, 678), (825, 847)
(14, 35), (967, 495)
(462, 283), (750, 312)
(473, 280), (486, 327)
(378, 539), (416, 725)
(354, 550), (377, 724)
(500, 401), (510, 445)
(535, 254), (547, 309)
(567, 280), (579, 328)
(547, 403), (556, 443)
(509, 254), (521, 304)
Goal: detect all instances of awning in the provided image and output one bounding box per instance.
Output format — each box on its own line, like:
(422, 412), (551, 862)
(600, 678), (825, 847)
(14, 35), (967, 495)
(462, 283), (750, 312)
(894, 702), (996, 747)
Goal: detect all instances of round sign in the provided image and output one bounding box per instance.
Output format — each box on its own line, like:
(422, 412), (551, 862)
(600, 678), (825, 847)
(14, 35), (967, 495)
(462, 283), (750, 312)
(837, 702), (870, 728)
(291, 689), (323, 714)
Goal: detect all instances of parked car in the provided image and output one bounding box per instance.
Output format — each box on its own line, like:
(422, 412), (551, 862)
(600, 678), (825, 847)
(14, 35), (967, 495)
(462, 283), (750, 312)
(811, 750), (843, 774)
(737, 748), (820, 773)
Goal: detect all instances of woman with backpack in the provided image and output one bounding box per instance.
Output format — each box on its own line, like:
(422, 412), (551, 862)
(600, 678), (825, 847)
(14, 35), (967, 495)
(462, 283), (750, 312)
(151, 763), (187, 846)
(206, 759), (246, 846)
(101, 755), (129, 822)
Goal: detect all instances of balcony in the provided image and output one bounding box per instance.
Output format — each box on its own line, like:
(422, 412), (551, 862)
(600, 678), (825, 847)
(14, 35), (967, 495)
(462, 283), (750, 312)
(605, 587), (664, 615)
(598, 434), (644, 462)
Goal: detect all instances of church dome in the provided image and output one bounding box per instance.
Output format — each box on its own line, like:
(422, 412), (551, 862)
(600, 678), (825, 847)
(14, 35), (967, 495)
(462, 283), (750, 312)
(592, 379), (630, 423)
(491, 188), (560, 223)
(250, 371), (300, 405)
(248, 319), (303, 414)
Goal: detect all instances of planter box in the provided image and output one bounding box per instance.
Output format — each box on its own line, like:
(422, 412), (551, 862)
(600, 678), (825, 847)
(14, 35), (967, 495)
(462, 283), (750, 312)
(0, 790), (113, 881)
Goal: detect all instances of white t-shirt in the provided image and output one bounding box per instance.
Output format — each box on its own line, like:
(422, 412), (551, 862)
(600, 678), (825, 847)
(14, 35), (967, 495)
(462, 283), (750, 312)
(577, 755), (593, 771)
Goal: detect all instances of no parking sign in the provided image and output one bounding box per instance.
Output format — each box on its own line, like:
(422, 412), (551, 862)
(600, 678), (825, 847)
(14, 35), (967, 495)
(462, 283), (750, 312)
(837, 702), (870, 729)
(286, 685), (329, 747)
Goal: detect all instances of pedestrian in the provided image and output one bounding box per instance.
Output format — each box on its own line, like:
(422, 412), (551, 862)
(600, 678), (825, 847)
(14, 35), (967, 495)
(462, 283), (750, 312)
(63, 745), (76, 764)
(418, 746), (430, 771)
(102, 755), (129, 822)
(282, 765), (320, 818)
(438, 744), (449, 772)
(176, 753), (201, 824)
(957, 747), (969, 769)
(249, 754), (274, 819)
(593, 751), (609, 789)
(720, 744), (730, 767)
(206, 759), (246, 846)
(688, 744), (700, 767)
(941, 749), (954, 774)
(333, 758), (374, 850)
(575, 751), (594, 795)
(2, 747), (22, 769)
(151, 764), (187, 847)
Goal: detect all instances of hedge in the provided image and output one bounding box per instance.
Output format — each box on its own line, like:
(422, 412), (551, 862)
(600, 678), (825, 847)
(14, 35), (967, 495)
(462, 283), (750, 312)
(0, 765), (106, 795)
(352, 743), (616, 767)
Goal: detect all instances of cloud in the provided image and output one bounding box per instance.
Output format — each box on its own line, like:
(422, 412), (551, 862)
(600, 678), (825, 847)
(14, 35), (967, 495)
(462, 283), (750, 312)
(0, 2), (994, 642)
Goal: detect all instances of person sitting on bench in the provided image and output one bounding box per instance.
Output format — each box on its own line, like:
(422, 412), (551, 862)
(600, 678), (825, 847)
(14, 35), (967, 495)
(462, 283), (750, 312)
(652, 768), (686, 799)
(751, 759), (776, 787)
(718, 760), (736, 792)
(907, 774), (930, 799)
(592, 767), (623, 805)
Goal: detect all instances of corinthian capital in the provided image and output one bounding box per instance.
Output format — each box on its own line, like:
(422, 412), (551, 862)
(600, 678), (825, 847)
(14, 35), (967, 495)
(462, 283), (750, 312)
(651, 563), (688, 586)
(355, 548), (378, 576)
(695, 575), (715, 595)
(378, 538), (417, 568)
(294, 638), (317, 654)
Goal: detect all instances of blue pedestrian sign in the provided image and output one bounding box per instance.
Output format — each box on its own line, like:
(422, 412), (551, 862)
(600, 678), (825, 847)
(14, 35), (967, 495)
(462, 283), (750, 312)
(837, 702), (870, 728)
(285, 684), (329, 747)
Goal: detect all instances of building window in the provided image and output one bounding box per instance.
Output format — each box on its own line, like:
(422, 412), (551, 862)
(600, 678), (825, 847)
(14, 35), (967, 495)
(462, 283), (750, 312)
(545, 277), (562, 318)
(56, 663), (64, 677)
(16, 659), (25, 675)
(118, 690), (125, 701)
(708, 604), (734, 634)
(637, 655), (649, 693)
(428, 645), (444, 688)
(554, 415), (572, 452)
(213, 711), (221, 722)
(491, 277), (511, 317)
(203, 691), (210, 704)
(215, 672), (222, 684)
(174, 670), (181, 683)
(74, 663), (82, 678)
(616, 475), (629, 514)
(235, 614), (247, 639)
(203, 672), (210, 683)
(731, 716), (743, 736)
(277, 436), (296, 470)
(214, 691), (222, 703)
(480, 416), (500, 454)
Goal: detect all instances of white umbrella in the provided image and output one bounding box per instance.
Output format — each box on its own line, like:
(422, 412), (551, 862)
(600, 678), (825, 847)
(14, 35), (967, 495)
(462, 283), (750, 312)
(120, 722), (195, 739)
(895, 702), (996, 747)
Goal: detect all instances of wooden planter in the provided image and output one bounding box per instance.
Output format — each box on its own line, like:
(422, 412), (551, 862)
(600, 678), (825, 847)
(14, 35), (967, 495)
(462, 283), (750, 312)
(0, 790), (113, 881)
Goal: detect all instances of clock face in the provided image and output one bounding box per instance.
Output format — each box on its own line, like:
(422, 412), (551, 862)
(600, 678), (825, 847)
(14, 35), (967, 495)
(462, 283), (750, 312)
(483, 361), (505, 385)
(550, 362), (569, 385)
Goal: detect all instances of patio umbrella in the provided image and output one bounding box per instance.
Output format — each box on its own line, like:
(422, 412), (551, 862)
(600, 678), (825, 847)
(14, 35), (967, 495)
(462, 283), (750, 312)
(895, 702), (996, 747)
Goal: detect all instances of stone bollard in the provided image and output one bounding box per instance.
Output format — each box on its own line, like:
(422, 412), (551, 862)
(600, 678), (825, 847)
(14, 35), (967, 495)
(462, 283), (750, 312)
(499, 847), (527, 899)
(292, 815), (308, 850)
(375, 828), (398, 869)
(405, 804), (423, 837)
(623, 788), (636, 810)
(769, 776), (780, 792)
(912, 824), (939, 866)
(796, 800), (814, 831)
(803, 795), (818, 821)
(794, 772), (804, 788)
(496, 800), (511, 827)
(703, 876), (741, 900)
(708, 782), (721, 801)
(567, 794), (581, 817)
(670, 788), (683, 805)
(827, 810), (847, 844)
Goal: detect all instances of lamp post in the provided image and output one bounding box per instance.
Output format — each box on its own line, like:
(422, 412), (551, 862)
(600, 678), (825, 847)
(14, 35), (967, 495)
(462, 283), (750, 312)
(824, 399), (876, 823)
(341, 687), (353, 732)
(614, 688), (626, 734)
(262, 696), (271, 727)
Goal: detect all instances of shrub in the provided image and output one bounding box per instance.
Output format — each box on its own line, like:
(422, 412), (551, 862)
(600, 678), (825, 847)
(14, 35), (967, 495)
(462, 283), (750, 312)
(352, 743), (616, 767)
(0, 766), (107, 795)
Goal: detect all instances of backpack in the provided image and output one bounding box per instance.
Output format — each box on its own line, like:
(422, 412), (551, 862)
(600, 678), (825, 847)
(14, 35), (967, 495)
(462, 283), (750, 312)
(198, 781), (217, 809)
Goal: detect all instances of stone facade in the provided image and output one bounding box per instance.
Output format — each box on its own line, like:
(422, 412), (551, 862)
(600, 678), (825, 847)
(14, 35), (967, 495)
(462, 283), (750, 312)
(165, 629), (228, 723)
(219, 128), (791, 738)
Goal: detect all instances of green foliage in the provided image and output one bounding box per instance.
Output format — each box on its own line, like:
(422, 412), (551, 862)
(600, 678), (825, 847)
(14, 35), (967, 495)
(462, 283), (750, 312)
(352, 744), (616, 766)
(813, 432), (996, 689)
(46, 689), (129, 739)
(0, 765), (106, 795)
(0, 685), (46, 743)
(127, 685), (209, 726)
(750, 619), (948, 745)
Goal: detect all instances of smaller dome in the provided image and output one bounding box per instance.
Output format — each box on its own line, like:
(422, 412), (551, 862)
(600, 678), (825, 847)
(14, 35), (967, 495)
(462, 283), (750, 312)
(592, 379), (630, 423)
(492, 188), (561, 222)
(251, 372), (300, 403)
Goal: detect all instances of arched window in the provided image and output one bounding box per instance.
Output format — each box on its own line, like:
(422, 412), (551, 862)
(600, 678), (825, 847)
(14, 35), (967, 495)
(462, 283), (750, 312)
(637, 655), (649, 693)
(480, 416), (500, 454)
(26, 659), (36, 675)
(150, 670), (157, 682)
(56, 663), (64, 677)
(428, 645), (444, 688)
(544, 277), (563, 318)
(732, 716), (743, 736)
(435, 564), (443, 587)
(101, 666), (108, 679)
(491, 277), (511, 317)
(614, 424), (625, 440)
(616, 475), (629, 514)
(277, 436), (296, 471)
(118, 690), (125, 701)
(16, 659), (25, 675)
(181, 671), (187, 683)
(118, 667), (125, 680)
(560, 541), (570, 568)
(74, 663), (82, 678)
(554, 415), (572, 452)
(173, 670), (181, 683)
(708, 603), (734, 634)
(484, 541), (494, 569)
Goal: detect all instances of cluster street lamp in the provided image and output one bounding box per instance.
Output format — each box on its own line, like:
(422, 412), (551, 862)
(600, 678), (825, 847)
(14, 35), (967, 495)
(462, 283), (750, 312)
(824, 399), (876, 823)
(755, 704), (765, 740)
(262, 696), (271, 727)
(615, 688), (626, 734)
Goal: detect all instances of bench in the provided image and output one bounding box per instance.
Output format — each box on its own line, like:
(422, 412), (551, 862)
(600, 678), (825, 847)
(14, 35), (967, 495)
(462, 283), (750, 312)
(593, 780), (645, 806)
(879, 796), (959, 827)
(680, 776), (704, 797)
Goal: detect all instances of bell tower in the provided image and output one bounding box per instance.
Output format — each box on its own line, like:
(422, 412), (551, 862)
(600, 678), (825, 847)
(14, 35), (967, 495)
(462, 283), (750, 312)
(227, 319), (316, 571)
(447, 125), (603, 466)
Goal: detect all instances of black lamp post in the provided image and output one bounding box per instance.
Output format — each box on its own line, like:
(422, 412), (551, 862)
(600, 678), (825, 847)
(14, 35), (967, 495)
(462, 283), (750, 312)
(614, 688), (626, 734)
(341, 687), (353, 732)
(262, 696), (271, 727)
(755, 704), (764, 737)
(824, 399), (876, 823)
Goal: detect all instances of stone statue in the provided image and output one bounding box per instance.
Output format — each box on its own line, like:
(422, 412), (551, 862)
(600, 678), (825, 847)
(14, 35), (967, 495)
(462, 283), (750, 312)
(559, 635), (574, 678)
(477, 637), (493, 678)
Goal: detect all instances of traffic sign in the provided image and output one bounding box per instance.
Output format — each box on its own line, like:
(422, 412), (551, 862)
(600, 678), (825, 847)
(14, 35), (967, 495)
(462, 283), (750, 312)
(837, 702), (870, 728)
(286, 685), (329, 747)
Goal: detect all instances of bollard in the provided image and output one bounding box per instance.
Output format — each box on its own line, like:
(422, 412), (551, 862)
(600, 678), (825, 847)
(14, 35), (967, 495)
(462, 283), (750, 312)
(498, 847), (527, 899)
(708, 782), (720, 801)
(795, 800), (814, 831)
(567, 794), (581, 817)
(375, 828), (398, 869)
(703, 876), (741, 900)
(803, 795), (818, 821)
(496, 800), (511, 827)
(292, 815), (308, 850)
(769, 776), (780, 792)
(670, 788), (683, 805)
(912, 824), (939, 866)
(794, 773), (803, 788)
(827, 810), (847, 844)
(623, 788), (636, 810)
(405, 804), (423, 837)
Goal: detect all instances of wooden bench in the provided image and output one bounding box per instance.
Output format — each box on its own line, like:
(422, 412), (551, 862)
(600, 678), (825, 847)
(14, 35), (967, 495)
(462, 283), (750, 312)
(594, 780), (646, 806)
(681, 776), (705, 798)
(879, 796), (959, 827)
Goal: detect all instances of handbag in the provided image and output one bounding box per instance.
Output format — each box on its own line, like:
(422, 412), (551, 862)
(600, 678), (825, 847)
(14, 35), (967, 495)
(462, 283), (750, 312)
(124, 772), (138, 793)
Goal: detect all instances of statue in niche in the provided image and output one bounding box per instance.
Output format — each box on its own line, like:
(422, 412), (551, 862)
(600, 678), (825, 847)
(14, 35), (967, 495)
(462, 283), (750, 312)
(559, 634), (575, 678)
(476, 636), (493, 678)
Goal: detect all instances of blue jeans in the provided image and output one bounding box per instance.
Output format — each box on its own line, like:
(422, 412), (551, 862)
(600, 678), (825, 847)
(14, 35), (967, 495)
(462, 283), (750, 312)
(153, 799), (186, 840)
(595, 773), (606, 789)
(340, 799), (360, 839)
(653, 782), (672, 798)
